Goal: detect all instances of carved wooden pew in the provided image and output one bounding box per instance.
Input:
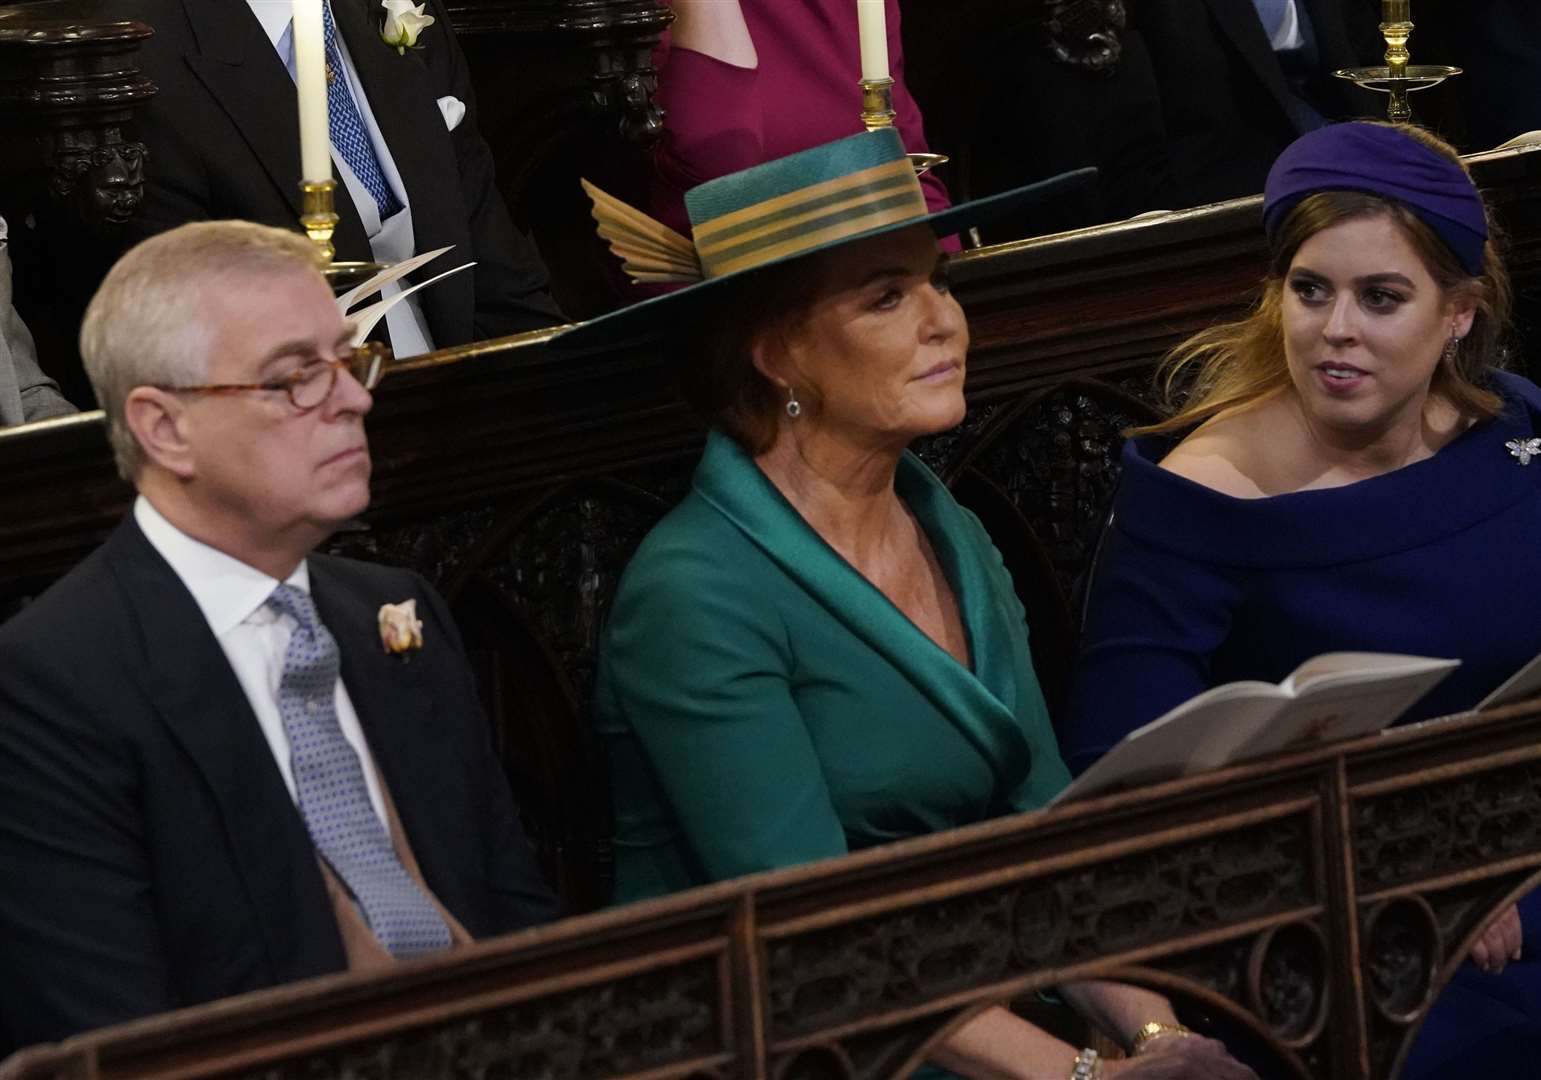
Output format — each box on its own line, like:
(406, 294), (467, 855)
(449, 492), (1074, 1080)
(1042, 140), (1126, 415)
(4, 698), (1541, 1080)
(2, 140), (1540, 912)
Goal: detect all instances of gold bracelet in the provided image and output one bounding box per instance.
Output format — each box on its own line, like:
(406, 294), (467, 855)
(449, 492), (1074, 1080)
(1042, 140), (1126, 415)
(1130, 1020), (1191, 1056)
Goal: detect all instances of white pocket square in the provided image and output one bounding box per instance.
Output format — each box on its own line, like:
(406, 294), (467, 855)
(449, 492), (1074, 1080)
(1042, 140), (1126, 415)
(437, 95), (466, 132)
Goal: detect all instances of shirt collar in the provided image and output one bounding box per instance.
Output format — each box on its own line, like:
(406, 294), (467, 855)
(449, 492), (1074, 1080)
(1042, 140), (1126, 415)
(133, 495), (310, 637)
(247, 0), (294, 52)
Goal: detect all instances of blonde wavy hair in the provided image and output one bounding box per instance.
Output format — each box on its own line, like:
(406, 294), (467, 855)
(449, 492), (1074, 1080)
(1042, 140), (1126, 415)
(1133, 123), (1512, 438)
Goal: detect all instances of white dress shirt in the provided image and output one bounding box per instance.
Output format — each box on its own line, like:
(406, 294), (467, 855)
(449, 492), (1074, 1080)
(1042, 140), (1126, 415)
(248, 0), (436, 358)
(134, 496), (390, 827)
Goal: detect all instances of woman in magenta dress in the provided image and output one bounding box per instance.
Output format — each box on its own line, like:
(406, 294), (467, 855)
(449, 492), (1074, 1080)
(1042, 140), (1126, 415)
(647, 0), (953, 241)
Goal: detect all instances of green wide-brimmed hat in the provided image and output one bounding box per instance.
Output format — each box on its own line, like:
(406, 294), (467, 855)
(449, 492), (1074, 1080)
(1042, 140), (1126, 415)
(554, 128), (1095, 351)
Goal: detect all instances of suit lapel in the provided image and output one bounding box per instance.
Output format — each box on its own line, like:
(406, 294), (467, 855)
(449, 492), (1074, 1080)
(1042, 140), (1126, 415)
(178, 0), (371, 254)
(103, 519), (344, 981)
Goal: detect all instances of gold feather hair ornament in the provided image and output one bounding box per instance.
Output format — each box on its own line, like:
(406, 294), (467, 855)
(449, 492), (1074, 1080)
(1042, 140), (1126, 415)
(581, 179), (704, 285)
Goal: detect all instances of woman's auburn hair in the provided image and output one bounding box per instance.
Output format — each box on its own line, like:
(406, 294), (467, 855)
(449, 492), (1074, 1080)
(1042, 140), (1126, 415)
(1132, 123), (1513, 438)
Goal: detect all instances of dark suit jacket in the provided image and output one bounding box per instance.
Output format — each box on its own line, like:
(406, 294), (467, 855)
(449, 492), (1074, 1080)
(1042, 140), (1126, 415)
(124, 0), (562, 345)
(1134, 0), (1380, 206)
(0, 518), (559, 1055)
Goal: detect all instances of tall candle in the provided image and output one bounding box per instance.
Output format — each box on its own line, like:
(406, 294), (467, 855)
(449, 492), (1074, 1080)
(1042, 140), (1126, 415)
(856, 0), (889, 82)
(292, 0), (331, 183)
(1382, 0), (1410, 22)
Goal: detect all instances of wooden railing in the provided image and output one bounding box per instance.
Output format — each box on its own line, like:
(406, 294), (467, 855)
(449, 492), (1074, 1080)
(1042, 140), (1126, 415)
(5, 698), (1541, 1080)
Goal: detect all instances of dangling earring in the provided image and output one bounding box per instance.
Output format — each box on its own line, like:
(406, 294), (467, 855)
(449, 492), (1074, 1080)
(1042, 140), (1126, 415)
(1442, 335), (1462, 365)
(785, 386), (802, 419)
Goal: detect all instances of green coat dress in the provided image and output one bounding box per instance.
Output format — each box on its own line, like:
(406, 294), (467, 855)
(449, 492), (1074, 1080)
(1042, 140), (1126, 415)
(595, 430), (1071, 905)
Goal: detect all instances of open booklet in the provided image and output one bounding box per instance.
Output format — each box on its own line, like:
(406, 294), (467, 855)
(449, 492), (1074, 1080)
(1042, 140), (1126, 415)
(1052, 653), (1460, 805)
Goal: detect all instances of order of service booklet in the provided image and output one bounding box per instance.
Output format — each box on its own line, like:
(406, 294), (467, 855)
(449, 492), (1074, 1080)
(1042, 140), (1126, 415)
(1051, 652), (1461, 805)
(1476, 649), (1541, 711)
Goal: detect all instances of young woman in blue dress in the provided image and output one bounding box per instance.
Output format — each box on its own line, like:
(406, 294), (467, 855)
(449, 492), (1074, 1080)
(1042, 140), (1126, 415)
(1068, 121), (1541, 1079)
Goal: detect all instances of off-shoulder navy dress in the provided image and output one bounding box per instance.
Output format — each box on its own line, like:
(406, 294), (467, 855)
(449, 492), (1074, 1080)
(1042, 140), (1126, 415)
(1068, 369), (1541, 1078)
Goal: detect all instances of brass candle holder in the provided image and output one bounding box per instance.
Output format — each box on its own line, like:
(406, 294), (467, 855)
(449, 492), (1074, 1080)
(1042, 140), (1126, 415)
(1333, 0), (1459, 123)
(298, 178), (385, 290)
(859, 77), (948, 176)
(300, 178), (340, 264)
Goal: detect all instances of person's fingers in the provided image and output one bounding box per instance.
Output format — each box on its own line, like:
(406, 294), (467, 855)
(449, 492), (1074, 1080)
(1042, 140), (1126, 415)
(1498, 906), (1524, 960)
(1471, 934), (1494, 972)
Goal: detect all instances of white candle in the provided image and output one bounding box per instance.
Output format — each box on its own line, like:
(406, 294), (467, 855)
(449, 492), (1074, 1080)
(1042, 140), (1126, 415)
(292, 0), (331, 183)
(856, 0), (889, 83)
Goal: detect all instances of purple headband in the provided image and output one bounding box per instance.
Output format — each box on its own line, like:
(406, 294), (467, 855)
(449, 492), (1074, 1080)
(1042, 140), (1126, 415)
(1262, 123), (1487, 275)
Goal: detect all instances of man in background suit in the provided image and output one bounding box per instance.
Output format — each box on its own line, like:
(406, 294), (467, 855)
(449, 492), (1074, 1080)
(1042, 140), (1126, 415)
(1134, 0), (1380, 206)
(124, 0), (562, 355)
(0, 221), (559, 1056)
(0, 216), (74, 426)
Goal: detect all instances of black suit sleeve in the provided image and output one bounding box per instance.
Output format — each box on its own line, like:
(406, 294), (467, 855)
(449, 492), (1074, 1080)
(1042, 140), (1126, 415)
(419, 0), (565, 336)
(412, 574), (562, 928)
(0, 638), (175, 1052)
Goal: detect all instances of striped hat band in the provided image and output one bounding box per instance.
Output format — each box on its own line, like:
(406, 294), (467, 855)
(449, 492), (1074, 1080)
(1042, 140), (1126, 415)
(687, 141), (929, 280)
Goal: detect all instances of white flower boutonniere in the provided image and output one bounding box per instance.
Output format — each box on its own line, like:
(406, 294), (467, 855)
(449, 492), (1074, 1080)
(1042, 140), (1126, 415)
(380, 0), (435, 54)
(378, 599), (424, 655)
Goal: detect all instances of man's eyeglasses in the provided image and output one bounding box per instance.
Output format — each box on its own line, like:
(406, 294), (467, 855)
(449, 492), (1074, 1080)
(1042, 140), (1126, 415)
(156, 341), (389, 411)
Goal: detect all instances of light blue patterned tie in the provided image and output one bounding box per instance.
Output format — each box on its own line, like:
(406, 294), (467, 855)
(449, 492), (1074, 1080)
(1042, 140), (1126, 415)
(320, 0), (403, 219)
(267, 583), (452, 958)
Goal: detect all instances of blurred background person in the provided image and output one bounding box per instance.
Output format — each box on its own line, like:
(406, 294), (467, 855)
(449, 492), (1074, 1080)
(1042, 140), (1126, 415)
(0, 215), (74, 427)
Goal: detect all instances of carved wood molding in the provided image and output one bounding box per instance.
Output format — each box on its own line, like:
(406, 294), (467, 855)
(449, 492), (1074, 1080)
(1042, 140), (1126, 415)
(5, 701), (1541, 1080)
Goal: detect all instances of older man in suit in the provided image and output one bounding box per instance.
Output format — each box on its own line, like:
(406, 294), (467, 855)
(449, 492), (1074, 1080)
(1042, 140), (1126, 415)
(0, 221), (559, 1056)
(123, 0), (562, 356)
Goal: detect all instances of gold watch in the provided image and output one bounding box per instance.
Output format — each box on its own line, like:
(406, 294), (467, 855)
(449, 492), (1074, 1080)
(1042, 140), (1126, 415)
(1130, 1020), (1191, 1055)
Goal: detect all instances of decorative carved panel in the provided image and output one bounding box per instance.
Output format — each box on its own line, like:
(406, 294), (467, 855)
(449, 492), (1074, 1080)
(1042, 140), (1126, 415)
(1355, 762), (1541, 894)
(225, 956), (723, 1080)
(762, 813), (1314, 1042)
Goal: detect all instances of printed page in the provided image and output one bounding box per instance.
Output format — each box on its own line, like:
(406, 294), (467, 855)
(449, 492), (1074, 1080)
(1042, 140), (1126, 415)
(1240, 658), (1458, 759)
(1051, 689), (1284, 804)
(1478, 650), (1541, 711)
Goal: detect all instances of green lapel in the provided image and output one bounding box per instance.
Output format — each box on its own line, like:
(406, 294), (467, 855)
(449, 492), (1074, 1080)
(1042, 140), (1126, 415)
(692, 430), (1039, 800)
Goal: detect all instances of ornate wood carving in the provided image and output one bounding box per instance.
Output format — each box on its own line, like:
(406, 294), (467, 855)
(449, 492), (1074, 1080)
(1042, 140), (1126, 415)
(1040, 0), (1125, 73)
(0, 3), (154, 232)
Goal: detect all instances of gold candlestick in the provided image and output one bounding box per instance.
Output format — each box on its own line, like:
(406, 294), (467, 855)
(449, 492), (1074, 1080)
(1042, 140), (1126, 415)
(1381, 0), (1414, 120)
(858, 77), (948, 177)
(298, 178), (387, 290)
(300, 178), (340, 265)
(1333, 0), (1459, 123)
(860, 77), (897, 131)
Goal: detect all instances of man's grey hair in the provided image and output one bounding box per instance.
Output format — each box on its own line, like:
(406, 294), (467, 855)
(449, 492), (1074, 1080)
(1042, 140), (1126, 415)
(79, 220), (323, 480)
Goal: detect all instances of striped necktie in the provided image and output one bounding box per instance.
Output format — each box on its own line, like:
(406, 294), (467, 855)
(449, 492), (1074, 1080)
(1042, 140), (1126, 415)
(320, 0), (403, 219)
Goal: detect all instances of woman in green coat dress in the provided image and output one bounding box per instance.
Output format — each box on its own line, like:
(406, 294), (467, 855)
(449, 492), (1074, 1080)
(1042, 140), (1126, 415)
(567, 130), (1253, 1080)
